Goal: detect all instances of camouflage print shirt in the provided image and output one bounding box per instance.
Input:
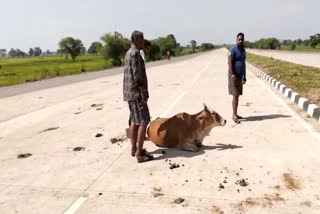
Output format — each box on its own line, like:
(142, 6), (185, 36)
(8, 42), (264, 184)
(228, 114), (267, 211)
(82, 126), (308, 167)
(123, 45), (148, 101)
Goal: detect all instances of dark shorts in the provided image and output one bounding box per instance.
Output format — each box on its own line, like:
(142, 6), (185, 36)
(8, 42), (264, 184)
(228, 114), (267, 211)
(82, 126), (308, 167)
(228, 76), (243, 96)
(128, 99), (150, 126)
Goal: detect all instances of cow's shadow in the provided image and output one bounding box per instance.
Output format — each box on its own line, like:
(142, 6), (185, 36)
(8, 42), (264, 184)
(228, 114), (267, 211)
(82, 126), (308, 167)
(149, 143), (243, 160)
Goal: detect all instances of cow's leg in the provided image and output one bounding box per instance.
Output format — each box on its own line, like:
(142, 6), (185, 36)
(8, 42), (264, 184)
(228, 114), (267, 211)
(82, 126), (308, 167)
(181, 143), (200, 152)
(194, 139), (203, 147)
(178, 138), (200, 152)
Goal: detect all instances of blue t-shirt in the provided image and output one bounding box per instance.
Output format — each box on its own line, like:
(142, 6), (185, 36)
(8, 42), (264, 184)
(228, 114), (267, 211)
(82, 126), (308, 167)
(228, 45), (246, 79)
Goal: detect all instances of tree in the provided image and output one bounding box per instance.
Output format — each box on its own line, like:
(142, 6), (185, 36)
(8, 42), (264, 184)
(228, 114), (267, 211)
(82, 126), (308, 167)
(58, 37), (85, 61)
(8, 48), (17, 57)
(28, 48), (35, 56)
(100, 32), (130, 66)
(310, 33), (320, 48)
(44, 50), (52, 55)
(34, 47), (42, 56)
(200, 43), (215, 50)
(88, 41), (103, 55)
(147, 42), (161, 61)
(190, 40), (197, 53)
(153, 34), (178, 56)
(289, 43), (296, 50)
(0, 49), (7, 57)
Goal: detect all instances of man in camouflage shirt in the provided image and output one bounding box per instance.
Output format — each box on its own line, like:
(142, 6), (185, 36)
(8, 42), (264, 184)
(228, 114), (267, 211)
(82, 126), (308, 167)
(123, 31), (153, 163)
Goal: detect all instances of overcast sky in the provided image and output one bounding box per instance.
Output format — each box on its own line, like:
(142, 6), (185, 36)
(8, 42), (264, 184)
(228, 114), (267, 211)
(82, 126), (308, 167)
(1, 0), (319, 51)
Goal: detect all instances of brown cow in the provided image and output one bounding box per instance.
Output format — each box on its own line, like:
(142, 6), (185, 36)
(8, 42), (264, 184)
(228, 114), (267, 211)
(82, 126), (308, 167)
(147, 104), (226, 152)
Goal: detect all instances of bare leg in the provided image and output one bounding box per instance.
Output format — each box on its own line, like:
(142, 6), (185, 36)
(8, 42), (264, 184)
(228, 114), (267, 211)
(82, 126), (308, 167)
(130, 123), (139, 157)
(136, 125), (147, 157)
(232, 96), (240, 123)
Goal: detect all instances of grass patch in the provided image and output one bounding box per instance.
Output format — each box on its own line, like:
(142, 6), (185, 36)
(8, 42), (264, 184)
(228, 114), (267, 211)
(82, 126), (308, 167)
(0, 55), (112, 86)
(247, 53), (320, 106)
(280, 45), (320, 52)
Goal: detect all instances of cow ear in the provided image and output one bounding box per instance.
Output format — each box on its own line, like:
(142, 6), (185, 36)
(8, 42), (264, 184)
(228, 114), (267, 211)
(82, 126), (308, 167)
(203, 103), (209, 112)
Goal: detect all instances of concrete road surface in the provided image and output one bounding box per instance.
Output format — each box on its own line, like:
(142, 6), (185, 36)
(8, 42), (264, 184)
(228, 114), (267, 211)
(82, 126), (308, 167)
(0, 49), (320, 214)
(247, 49), (320, 68)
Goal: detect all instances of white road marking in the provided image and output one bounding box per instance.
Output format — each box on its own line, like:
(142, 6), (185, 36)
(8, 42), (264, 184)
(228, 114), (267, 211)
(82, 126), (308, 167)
(160, 91), (185, 117)
(63, 196), (87, 214)
(160, 61), (213, 117)
(252, 70), (320, 142)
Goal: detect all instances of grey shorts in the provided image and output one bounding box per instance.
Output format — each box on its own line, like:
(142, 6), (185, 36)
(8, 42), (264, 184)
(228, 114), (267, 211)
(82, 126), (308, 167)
(128, 99), (150, 126)
(228, 76), (243, 96)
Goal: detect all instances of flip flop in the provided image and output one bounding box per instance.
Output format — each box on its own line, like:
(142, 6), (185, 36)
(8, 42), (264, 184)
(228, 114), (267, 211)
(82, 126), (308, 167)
(136, 154), (154, 163)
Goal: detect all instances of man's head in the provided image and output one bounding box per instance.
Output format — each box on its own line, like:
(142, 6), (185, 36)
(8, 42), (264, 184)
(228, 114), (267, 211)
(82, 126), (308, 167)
(131, 30), (144, 50)
(236, 32), (245, 48)
(144, 40), (151, 55)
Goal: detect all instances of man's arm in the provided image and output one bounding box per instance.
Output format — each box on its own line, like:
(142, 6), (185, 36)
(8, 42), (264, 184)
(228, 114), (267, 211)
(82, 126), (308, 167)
(243, 52), (247, 84)
(131, 51), (148, 101)
(228, 50), (236, 79)
(131, 51), (144, 89)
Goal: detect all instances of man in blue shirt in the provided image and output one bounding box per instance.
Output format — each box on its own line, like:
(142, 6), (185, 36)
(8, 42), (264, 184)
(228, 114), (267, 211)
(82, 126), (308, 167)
(228, 33), (246, 124)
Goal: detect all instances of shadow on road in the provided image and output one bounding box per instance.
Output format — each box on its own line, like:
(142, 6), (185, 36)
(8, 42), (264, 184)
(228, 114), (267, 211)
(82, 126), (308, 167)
(243, 114), (291, 122)
(149, 143), (243, 160)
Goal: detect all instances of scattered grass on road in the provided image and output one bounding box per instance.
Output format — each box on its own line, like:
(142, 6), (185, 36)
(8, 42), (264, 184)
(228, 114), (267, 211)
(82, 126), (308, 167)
(0, 55), (112, 87)
(247, 53), (320, 106)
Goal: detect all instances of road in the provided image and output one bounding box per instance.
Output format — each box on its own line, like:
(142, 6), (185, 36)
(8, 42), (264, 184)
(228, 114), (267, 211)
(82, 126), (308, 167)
(0, 49), (320, 214)
(247, 49), (320, 68)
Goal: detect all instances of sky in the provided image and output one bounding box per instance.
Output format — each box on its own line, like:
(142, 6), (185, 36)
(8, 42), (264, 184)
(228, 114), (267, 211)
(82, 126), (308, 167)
(0, 0), (319, 52)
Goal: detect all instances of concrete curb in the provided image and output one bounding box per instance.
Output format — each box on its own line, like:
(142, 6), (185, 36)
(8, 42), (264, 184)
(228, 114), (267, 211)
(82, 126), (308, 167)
(248, 63), (320, 124)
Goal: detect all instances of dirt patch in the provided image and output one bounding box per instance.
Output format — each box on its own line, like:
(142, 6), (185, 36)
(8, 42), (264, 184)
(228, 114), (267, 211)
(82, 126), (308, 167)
(39, 127), (59, 133)
(300, 201), (312, 207)
(174, 198), (185, 204)
(95, 133), (103, 138)
(233, 193), (285, 212)
(236, 178), (249, 187)
(152, 187), (164, 198)
(243, 102), (252, 107)
(91, 104), (103, 108)
(17, 153), (32, 159)
(283, 173), (300, 191)
(212, 205), (224, 214)
(273, 185), (281, 190)
(169, 163), (180, 170)
(110, 135), (127, 144)
(73, 147), (85, 151)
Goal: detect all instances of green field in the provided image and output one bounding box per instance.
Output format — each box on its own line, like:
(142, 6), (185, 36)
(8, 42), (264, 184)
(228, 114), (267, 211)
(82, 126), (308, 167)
(280, 45), (320, 52)
(247, 53), (320, 107)
(0, 49), (205, 87)
(0, 55), (111, 86)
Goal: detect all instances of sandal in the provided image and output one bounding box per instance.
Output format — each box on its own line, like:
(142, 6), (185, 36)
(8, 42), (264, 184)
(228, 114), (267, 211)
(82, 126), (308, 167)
(136, 154), (154, 163)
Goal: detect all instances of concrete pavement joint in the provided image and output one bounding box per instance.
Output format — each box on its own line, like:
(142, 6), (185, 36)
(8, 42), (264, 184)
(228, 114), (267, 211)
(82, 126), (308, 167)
(248, 63), (320, 124)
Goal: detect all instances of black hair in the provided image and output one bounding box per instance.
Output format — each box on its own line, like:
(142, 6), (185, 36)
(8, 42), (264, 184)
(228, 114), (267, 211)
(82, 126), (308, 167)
(237, 32), (245, 38)
(131, 30), (144, 43)
(144, 40), (151, 47)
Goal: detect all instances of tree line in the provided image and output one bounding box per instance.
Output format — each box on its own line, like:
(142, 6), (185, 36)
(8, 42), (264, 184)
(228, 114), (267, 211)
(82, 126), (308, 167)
(0, 32), (216, 66)
(246, 33), (320, 50)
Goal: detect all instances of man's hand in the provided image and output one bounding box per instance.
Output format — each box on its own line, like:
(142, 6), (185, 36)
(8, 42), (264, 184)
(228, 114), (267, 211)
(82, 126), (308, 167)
(243, 78), (247, 85)
(231, 74), (237, 81)
(140, 88), (149, 103)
